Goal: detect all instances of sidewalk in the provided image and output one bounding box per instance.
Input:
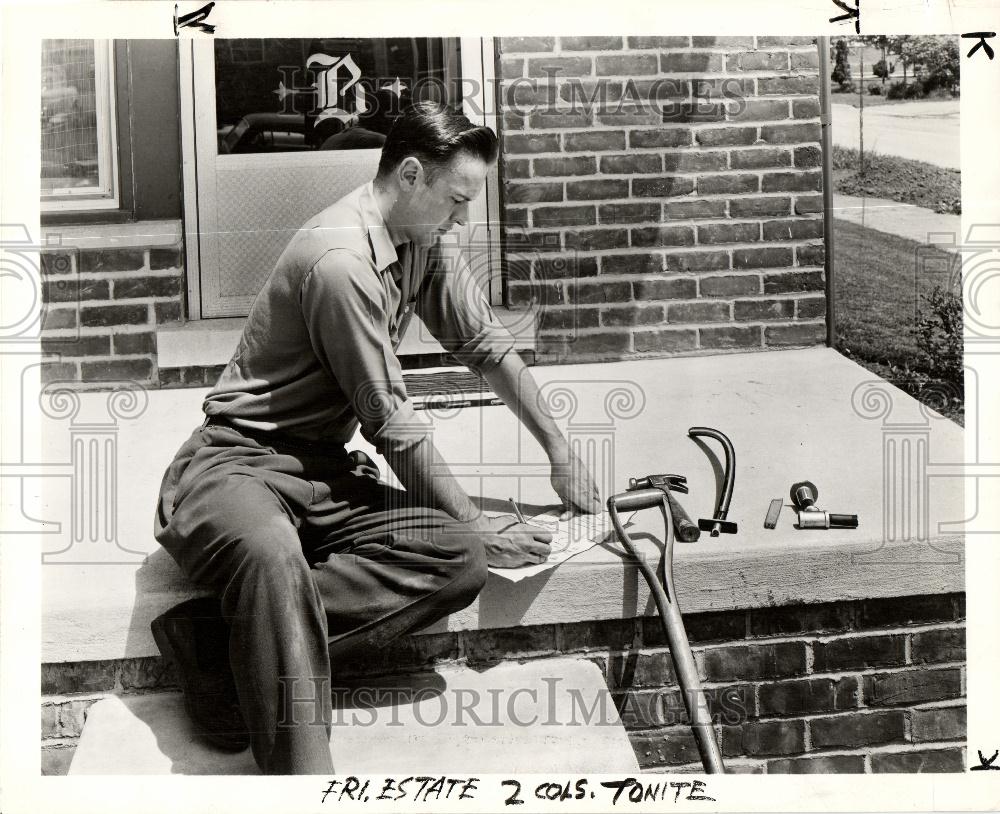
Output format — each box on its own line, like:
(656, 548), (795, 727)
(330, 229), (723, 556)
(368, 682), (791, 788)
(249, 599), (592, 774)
(832, 193), (961, 249)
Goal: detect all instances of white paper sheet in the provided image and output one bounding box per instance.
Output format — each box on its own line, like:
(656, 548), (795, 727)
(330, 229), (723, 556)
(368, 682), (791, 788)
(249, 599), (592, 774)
(484, 508), (637, 582)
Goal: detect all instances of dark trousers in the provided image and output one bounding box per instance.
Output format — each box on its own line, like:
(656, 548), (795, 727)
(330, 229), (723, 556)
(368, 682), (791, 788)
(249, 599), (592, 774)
(153, 420), (489, 774)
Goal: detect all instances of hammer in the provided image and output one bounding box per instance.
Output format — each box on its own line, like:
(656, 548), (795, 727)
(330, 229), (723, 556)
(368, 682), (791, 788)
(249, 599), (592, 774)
(627, 473), (701, 542)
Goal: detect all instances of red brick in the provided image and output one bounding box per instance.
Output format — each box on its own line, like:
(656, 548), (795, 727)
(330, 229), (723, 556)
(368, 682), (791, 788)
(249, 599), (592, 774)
(660, 52), (724, 73)
(42, 661), (117, 695)
(692, 77), (755, 100)
(615, 690), (666, 728)
(628, 36), (689, 48)
(599, 203), (660, 225)
(759, 37), (816, 47)
(500, 58), (523, 80)
(768, 754), (865, 774)
(760, 123), (821, 145)
(864, 668), (963, 706)
(630, 727), (703, 767)
(527, 56), (593, 78)
(871, 748), (964, 773)
(40, 361), (78, 383)
(78, 249), (145, 273)
(730, 197), (791, 218)
(727, 99), (790, 122)
(700, 325), (762, 350)
(558, 331), (632, 356)
(723, 719), (805, 757)
(860, 595), (959, 628)
(506, 208), (529, 227)
(633, 329), (698, 353)
(762, 171), (823, 192)
(631, 176), (695, 197)
(812, 710), (907, 748)
(43, 278), (110, 303)
(561, 82), (626, 110)
(700, 641), (807, 681)
(795, 244), (826, 265)
(661, 101), (727, 123)
(465, 625), (558, 663)
(631, 225), (696, 247)
(569, 280), (631, 304)
(601, 304), (666, 327)
(667, 301), (731, 323)
(910, 705), (966, 742)
(534, 156), (596, 176)
(596, 55), (658, 76)
(698, 174), (759, 195)
(794, 194), (824, 215)
(534, 255), (598, 279)
(731, 148), (792, 170)
(41, 306), (78, 330)
(41, 251), (74, 275)
(339, 631), (462, 677)
(114, 275), (183, 299)
(508, 281), (565, 307)
(560, 36), (623, 51)
(750, 601), (857, 637)
(692, 36), (755, 47)
(601, 253), (663, 275)
(567, 179), (628, 200)
(797, 296), (826, 318)
(600, 154), (661, 174)
(758, 677), (858, 716)
(81, 304), (149, 328)
(791, 51), (820, 71)
(734, 299), (795, 321)
(528, 109), (593, 130)
(501, 37), (555, 53)
(662, 152), (728, 173)
(911, 628), (965, 664)
(695, 127), (757, 147)
(502, 158), (530, 179)
(645, 610), (747, 646)
(155, 300), (183, 324)
(81, 358), (154, 382)
(41, 335), (111, 357)
(664, 251), (730, 272)
(794, 145), (823, 167)
(596, 106), (665, 127)
(700, 274), (760, 297)
(506, 181), (564, 204)
(503, 111), (525, 131)
(698, 222), (760, 245)
(793, 98), (822, 119)
(762, 219), (824, 241)
(665, 199), (728, 220)
(764, 322), (826, 346)
(538, 308), (600, 330)
(758, 76), (820, 95)
(149, 247), (183, 270)
(813, 634), (907, 671)
(532, 205), (597, 228)
(733, 247), (794, 268)
(629, 128), (692, 149)
(563, 228), (629, 252)
(112, 332), (157, 355)
(563, 130), (626, 152)
(726, 51), (789, 72)
(504, 133), (560, 154)
(632, 278), (697, 300)
(763, 270), (824, 293)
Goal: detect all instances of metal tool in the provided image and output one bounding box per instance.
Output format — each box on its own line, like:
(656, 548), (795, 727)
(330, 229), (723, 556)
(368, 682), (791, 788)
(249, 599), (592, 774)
(607, 483), (725, 774)
(627, 473), (700, 542)
(688, 426), (738, 536)
(764, 498), (783, 529)
(790, 481), (859, 529)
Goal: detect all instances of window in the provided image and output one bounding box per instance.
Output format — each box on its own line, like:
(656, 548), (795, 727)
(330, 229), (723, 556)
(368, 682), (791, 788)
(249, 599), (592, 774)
(41, 39), (119, 211)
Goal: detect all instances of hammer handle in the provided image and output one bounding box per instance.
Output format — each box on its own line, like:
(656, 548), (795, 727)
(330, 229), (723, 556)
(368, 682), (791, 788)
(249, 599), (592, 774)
(663, 490), (701, 542)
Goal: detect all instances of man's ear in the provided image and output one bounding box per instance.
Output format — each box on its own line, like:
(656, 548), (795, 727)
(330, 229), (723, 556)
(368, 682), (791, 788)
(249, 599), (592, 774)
(397, 157), (423, 190)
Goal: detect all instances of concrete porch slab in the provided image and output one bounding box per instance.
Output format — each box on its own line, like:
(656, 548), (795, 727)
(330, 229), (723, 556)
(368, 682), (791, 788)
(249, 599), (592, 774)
(69, 657), (639, 775)
(38, 347), (965, 664)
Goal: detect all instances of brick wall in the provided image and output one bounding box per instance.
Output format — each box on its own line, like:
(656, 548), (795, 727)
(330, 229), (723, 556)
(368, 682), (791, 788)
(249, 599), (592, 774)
(39, 244), (186, 388)
(42, 593), (965, 774)
(497, 36), (827, 363)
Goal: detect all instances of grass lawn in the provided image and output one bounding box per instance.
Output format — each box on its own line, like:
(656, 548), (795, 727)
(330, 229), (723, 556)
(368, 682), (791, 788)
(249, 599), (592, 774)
(833, 218), (964, 424)
(832, 146), (961, 215)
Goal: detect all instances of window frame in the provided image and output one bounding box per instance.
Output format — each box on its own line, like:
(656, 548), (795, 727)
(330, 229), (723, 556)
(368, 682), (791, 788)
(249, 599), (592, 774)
(41, 39), (122, 213)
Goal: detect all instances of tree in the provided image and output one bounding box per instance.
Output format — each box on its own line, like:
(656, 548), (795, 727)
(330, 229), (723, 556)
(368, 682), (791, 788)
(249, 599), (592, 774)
(872, 58), (894, 83)
(831, 38), (852, 90)
(900, 36), (960, 93)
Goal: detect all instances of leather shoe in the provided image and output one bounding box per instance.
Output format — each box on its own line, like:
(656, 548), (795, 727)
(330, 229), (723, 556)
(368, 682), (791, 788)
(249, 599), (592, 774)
(150, 597), (250, 752)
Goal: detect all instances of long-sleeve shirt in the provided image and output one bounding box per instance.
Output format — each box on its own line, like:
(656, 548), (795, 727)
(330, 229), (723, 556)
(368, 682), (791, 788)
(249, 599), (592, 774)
(202, 181), (516, 455)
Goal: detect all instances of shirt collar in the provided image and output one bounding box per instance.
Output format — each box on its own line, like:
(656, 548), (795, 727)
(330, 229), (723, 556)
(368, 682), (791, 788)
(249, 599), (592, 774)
(360, 181), (405, 274)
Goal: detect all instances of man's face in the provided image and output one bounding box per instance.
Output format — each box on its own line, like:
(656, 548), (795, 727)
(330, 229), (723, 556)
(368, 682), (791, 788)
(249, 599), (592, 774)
(402, 153), (489, 244)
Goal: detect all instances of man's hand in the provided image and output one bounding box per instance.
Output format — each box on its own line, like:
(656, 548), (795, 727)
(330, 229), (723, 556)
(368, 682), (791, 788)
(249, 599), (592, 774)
(466, 514), (553, 568)
(549, 439), (602, 520)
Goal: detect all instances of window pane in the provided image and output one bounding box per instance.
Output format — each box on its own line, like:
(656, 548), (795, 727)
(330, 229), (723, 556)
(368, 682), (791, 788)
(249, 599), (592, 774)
(41, 40), (100, 193)
(213, 38), (459, 155)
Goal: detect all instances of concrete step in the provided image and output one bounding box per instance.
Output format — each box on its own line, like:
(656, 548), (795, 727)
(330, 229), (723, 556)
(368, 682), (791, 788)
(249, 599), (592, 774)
(69, 657), (640, 775)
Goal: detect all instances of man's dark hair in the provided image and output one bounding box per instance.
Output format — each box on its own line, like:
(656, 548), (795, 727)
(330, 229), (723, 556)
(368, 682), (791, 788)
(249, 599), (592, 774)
(375, 101), (499, 183)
